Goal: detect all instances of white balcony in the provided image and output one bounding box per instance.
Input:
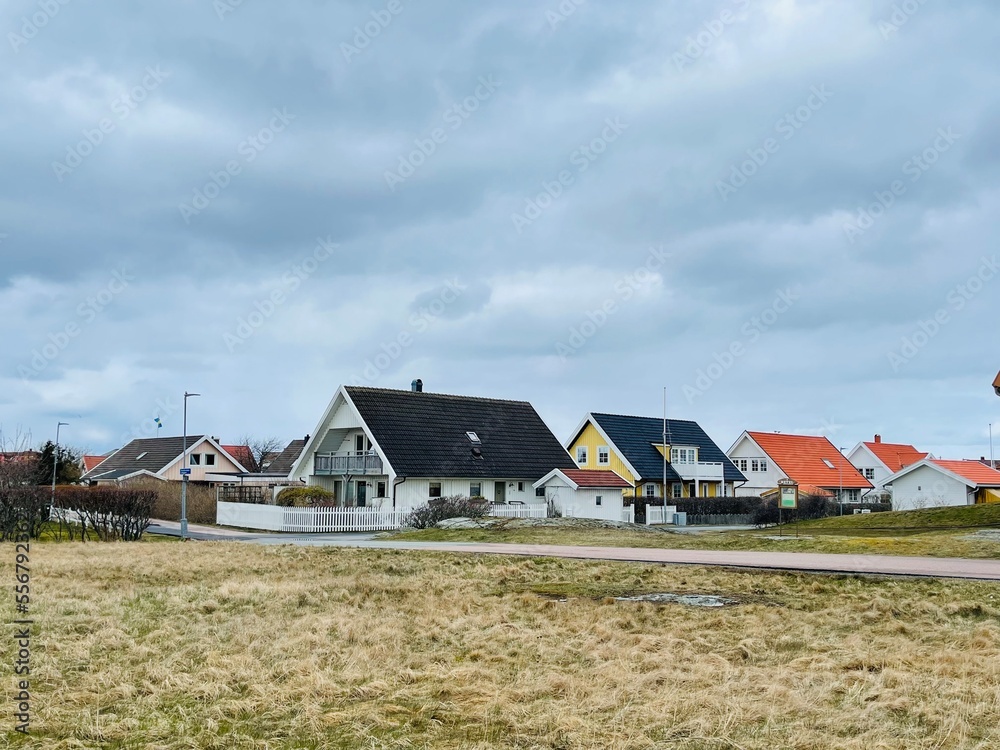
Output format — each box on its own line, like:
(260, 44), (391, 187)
(674, 461), (725, 482)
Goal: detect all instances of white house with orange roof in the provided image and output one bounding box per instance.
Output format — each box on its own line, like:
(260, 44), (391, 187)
(727, 431), (873, 502)
(885, 459), (1000, 511)
(845, 434), (929, 500)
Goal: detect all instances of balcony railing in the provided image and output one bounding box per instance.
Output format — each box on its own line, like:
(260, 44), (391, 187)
(673, 461), (725, 481)
(314, 451), (384, 476)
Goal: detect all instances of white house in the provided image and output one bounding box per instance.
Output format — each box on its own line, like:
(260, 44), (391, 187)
(287, 381), (577, 509)
(533, 469), (632, 523)
(845, 434), (928, 500)
(727, 431), (872, 501)
(884, 459), (1000, 511)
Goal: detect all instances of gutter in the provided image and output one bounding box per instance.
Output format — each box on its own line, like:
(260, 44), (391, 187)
(392, 476), (407, 510)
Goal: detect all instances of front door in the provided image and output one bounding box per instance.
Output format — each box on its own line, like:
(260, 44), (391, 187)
(356, 482), (367, 507)
(494, 481), (506, 504)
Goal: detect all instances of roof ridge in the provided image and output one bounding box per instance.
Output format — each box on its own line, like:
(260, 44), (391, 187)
(592, 412), (700, 425)
(346, 385), (532, 406)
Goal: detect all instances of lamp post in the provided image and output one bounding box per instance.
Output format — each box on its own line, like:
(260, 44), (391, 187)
(51, 421), (69, 503)
(180, 392), (200, 539)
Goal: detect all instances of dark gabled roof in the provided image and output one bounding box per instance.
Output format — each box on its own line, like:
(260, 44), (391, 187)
(588, 413), (746, 483)
(345, 386), (576, 480)
(267, 439), (308, 476)
(81, 436), (205, 479)
(87, 468), (153, 481)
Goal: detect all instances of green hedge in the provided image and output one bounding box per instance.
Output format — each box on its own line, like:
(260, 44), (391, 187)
(275, 486), (335, 507)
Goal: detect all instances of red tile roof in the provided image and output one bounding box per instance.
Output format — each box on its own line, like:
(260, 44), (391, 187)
(222, 445), (254, 469)
(561, 469), (632, 488)
(932, 460), (1000, 486)
(863, 441), (927, 472)
(82, 455), (108, 472)
(748, 432), (872, 489)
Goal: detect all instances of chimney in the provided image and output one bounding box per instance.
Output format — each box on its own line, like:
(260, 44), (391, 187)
(411, 379), (423, 393)
(874, 434), (882, 443)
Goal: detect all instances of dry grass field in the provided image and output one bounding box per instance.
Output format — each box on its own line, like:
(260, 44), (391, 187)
(4, 542), (1000, 749)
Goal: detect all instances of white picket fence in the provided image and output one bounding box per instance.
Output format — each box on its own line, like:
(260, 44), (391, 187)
(645, 506), (678, 526)
(486, 504), (547, 519)
(622, 506), (635, 524)
(217, 502), (409, 533)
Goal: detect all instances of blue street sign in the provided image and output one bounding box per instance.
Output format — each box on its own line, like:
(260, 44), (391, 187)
(179, 468), (192, 476)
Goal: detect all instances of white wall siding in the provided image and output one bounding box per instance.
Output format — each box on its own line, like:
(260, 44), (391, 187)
(539, 477), (625, 523)
(727, 435), (785, 496)
(891, 466), (973, 511)
(395, 478), (538, 508)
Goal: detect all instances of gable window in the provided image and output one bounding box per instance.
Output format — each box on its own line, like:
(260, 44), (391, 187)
(736, 458), (748, 472)
(535, 486), (546, 498)
(672, 483), (682, 499)
(429, 482), (442, 498)
(576, 446), (588, 465)
(189, 454), (202, 466)
(598, 446), (610, 465)
(645, 483), (656, 498)
(355, 434), (372, 454)
(205, 454), (216, 467)
(751, 459), (760, 472)
(864, 468), (875, 480)
(671, 448), (696, 465)
(760, 459), (767, 472)
(595, 495), (603, 507)
(470, 482), (482, 498)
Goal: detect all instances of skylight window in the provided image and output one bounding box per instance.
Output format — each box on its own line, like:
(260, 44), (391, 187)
(466, 431), (481, 443)
(136, 452), (148, 461)
(822, 459), (836, 469)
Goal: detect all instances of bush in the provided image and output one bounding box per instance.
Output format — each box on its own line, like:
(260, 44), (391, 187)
(127, 478), (218, 525)
(0, 486), (51, 541)
(673, 496), (763, 516)
(276, 486), (335, 507)
(750, 494), (891, 526)
(406, 496), (489, 529)
(54, 486), (155, 541)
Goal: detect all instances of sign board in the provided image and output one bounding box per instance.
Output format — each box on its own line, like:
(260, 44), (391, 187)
(179, 468), (192, 476)
(777, 479), (798, 509)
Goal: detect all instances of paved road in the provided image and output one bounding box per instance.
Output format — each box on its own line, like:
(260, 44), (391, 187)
(146, 520), (1000, 581)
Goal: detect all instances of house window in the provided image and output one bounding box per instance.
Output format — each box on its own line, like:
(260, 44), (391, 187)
(189, 454), (201, 466)
(205, 454), (216, 467)
(701, 484), (709, 497)
(751, 459), (759, 472)
(355, 434), (372, 454)
(736, 458), (748, 472)
(760, 459), (767, 472)
(135, 452), (148, 461)
(645, 484), (656, 497)
(598, 446), (610, 465)
(517, 481), (525, 492)
(429, 482), (442, 498)
(535, 487), (546, 498)
(466, 431), (481, 443)
(470, 482), (482, 498)
(671, 448), (696, 465)
(576, 446), (588, 465)
(864, 468), (875, 480)
(595, 495), (603, 506)
(377, 481), (387, 497)
(672, 483), (682, 498)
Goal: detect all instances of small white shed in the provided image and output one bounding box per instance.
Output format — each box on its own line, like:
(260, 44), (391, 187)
(533, 469), (632, 523)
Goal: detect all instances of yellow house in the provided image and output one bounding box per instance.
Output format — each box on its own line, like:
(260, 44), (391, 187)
(566, 413), (746, 500)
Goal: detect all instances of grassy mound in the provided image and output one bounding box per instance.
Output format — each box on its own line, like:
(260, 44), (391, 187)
(799, 503), (1000, 531)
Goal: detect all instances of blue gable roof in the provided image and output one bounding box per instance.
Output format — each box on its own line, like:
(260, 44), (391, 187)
(588, 413), (746, 484)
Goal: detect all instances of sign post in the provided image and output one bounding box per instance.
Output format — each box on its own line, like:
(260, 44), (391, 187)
(777, 479), (799, 537)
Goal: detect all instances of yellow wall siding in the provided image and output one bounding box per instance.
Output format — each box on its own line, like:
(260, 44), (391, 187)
(569, 422), (636, 485)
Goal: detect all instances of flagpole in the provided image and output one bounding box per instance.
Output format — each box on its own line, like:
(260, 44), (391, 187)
(662, 386), (667, 513)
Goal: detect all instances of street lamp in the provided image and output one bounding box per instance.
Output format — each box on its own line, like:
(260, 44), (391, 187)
(51, 421), (69, 503)
(180, 392), (200, 539)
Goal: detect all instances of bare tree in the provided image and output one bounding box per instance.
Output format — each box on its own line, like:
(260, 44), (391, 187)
(235, 435), (284, 473)
(0, 427), (39, 489)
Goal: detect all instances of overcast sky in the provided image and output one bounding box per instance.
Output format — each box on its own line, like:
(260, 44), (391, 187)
(1, 0), (998, 461)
